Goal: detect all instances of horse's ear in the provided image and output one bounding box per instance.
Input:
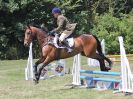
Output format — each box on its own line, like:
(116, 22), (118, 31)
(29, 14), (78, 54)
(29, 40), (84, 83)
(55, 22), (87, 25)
(27, 24), (30, 29)
(26, 24), (32, 30)
(25, 26), (28, 29)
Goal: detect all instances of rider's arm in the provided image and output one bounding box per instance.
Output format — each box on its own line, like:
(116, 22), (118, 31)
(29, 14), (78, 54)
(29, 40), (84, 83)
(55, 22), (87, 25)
(52, 16), (65, 33)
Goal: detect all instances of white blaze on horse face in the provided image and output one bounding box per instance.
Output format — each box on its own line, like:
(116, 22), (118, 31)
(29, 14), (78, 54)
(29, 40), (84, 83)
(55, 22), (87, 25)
(24, 29), (32, 46)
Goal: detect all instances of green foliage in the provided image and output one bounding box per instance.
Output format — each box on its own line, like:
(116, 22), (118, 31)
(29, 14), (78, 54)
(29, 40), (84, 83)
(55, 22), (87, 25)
(0, 0), (133, 59)
(74, 11), (90, 34)
(92, 13), (133, 54)
(46, 0), (81, 10)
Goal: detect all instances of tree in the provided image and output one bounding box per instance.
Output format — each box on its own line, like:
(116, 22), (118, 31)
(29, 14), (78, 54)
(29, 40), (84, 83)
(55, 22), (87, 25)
(0, 0), (133, 59)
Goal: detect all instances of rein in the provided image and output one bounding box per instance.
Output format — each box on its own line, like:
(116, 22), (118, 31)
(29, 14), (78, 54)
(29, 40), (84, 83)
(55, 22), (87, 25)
(40, 32), (52, 48)
(26, 27), (57, 54)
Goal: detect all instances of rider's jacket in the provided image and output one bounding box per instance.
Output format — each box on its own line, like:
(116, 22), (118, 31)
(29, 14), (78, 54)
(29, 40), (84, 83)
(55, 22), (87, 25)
(52, 15), (77, 34)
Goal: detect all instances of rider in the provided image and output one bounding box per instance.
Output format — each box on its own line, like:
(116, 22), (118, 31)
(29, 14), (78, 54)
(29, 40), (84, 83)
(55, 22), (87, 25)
(51, 7), (77, 52)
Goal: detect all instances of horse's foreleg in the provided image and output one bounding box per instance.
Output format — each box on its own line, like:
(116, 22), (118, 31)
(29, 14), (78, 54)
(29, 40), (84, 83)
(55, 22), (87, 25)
(33, 57), (46, 81)
(35, 57), (52, 84)
(35, 64), (46, 83)
(33, 59), (41, 80)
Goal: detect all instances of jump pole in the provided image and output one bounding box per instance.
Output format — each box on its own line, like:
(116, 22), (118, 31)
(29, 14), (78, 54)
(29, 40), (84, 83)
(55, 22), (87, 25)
(72, 54), (81, 85)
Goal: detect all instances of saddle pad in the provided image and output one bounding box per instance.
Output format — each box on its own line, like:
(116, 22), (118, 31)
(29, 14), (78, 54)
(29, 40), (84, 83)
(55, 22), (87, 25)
(53, 37), (74, 48)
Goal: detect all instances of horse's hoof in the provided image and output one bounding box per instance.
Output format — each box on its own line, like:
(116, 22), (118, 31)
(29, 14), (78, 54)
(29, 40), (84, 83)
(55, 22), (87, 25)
(106, 67), (111, 70)
(101, 67), (111, 71)
(33, 79), (39, 85)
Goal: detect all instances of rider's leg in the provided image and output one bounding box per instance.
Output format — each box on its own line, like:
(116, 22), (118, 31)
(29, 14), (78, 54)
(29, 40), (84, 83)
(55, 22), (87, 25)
(59, 30), (72, 42)
(59, 30), (73, 52)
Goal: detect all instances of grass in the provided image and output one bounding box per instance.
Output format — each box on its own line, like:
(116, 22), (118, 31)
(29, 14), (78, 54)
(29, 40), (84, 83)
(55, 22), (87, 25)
(0, 57), (133, 99)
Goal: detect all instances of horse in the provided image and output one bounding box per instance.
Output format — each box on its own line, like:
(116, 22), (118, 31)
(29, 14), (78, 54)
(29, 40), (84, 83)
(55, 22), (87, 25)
(24, 25), (112, 84)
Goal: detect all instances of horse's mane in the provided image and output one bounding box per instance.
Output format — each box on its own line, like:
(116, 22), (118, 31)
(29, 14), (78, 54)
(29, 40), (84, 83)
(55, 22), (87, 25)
(30, 24), (49, 34)
(29, 24), (79, 38)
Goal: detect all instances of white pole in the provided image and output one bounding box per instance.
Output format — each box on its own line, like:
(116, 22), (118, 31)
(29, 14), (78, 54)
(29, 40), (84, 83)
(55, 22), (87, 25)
(101, 39), (105, 55)
(119, 36), (133, 93)
(25, 43), (34, 80)
(72, 54), (81, 85)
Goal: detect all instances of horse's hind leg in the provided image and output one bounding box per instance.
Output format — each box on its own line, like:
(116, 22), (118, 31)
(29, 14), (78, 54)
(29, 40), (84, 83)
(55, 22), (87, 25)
(89, 53), (111, 71)
(102, 55), (113, 67)
(82, 47), (111, 71)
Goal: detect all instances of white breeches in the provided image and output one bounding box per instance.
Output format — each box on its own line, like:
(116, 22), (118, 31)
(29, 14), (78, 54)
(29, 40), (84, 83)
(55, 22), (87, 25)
(59, 30), (73, 42)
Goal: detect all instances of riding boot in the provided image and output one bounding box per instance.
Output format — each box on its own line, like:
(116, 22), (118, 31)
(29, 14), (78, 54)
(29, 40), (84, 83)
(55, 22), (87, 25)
(62, 40), (73, 52)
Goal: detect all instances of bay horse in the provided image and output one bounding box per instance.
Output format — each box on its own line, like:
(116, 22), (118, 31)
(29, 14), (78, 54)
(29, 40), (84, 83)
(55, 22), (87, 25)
(24, 26), (112, 84)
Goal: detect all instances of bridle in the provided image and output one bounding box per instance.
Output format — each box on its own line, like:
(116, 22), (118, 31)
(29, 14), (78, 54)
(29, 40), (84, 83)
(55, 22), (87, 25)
(24, 28), (33, 44)
(25, 26), (53, 48)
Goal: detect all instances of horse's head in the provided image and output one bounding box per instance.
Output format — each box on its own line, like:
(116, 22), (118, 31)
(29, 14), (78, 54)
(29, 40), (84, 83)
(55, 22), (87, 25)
(24, 26), (35, 47)
(24, 25), (49, 47)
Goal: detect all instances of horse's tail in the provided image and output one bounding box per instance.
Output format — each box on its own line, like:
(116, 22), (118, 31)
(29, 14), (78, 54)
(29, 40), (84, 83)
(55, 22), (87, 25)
(93, 35), (112, 67)
(93, 35), (103, 55)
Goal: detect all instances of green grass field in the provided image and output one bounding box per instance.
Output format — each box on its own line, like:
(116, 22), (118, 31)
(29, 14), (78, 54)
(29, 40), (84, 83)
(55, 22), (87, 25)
(0, 57), (133, 99)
